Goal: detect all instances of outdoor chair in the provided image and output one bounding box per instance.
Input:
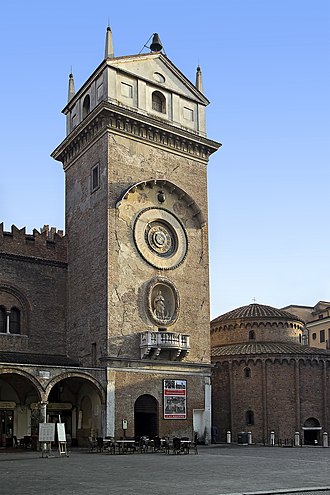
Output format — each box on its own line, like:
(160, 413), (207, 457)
(96, 437), (104, 453)
(138, 436), (149, 453)
(153, 436), (161, 452)
(172, 437), (181, 454)
(162, 437), (170, 454)
(88, 436), (97, 452)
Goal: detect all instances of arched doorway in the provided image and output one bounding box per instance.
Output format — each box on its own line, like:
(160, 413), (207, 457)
(303, 417), (321, 445)
(134, 394), (158, 438)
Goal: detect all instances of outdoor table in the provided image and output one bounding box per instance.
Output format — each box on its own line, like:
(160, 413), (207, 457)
(115, 439), (135, 454)
(103, 439), (115, 454)
(180, 439), (191, 454)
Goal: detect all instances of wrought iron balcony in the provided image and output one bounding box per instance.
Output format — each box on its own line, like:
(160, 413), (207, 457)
(140, 330), (190, 360)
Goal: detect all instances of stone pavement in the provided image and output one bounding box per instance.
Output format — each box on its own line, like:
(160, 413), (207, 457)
(1, 444), (329, 495)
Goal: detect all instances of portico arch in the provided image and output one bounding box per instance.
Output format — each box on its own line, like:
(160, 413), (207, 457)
(0, 370), (42, 446)
(45, 372), (105, 447)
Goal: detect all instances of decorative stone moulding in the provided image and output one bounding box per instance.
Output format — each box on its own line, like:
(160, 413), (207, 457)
(52, 103), (220, 170)
(116, 179), (206, 228)
(146, 277), (180, 328)
(133, 207), (188, 270)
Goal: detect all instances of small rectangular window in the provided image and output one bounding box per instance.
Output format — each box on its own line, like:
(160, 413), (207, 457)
(183, 107), (194, 121)
(97, 83), (103, 100)
(91, 163), (100, 192)
(320, 329), (325, 343)
(121, 82), (133, 98)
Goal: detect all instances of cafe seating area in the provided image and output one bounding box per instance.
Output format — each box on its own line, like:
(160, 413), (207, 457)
(87, 435), (198, 455)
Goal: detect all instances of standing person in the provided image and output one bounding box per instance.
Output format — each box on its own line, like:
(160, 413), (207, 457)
(211, 425), (218, 444)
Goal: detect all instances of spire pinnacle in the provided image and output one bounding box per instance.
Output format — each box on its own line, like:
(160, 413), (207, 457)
(195, 65), (204, 93)
(68, 71), (75, 102)
(105, 25), (114, 59)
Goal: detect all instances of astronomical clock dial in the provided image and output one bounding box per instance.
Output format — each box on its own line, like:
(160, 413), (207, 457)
(133, 207), (188, 270)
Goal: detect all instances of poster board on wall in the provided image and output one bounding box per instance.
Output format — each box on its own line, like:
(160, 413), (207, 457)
(163, 379), (187, 419)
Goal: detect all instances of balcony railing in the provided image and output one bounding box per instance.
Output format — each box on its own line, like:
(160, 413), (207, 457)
(140, 330), (190, 360)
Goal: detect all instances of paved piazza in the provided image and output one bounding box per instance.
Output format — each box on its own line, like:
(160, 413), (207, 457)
(1, 445), (329, 495)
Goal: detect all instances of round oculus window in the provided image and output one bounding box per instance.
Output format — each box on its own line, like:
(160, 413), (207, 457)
(134, 208), (188, 270)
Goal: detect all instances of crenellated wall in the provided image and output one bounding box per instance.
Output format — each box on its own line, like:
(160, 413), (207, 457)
(0, 223), (67, 356)
(0, 223), (67, 263)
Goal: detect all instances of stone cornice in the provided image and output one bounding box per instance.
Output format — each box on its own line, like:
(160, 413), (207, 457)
(100, 355), (213, 372)
(0, 252), (67, 269)
(52, 101), (221, 169)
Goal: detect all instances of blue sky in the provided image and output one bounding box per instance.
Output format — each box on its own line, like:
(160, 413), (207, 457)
(1, 0), (329, 318)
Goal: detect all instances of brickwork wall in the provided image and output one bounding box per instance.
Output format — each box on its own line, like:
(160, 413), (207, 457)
(65, 137), (109, 365)
(299, 359), (325, 424)
(0, 255), (67, 355)
(266, 360), (296, 440)
(211, 362), (231, 442)
(212, 356), (330, 444)
(114, 369), (206, 438)
(211, 321), (303, 347)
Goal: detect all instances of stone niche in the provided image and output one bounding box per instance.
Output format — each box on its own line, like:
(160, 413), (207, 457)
(146, 277), (179, 328)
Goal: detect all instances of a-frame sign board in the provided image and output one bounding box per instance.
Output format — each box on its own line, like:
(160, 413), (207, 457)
(39, 423), (55, 457)
(57, 422), (69, 457)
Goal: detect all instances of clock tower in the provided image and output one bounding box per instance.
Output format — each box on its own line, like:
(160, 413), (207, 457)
(52, 29), (220, 440)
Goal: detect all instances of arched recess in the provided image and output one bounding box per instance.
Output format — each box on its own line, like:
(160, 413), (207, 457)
(0, 284), (31, 335)
(116, 179), (206, 228)
(134, 394), (158, 438)
(152, 91), (166, 113)
(45, 372), (105, 447)
(82, 94), (90, 119)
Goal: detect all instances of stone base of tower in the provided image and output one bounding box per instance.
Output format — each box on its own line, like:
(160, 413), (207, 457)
(105, 363), (211, 443)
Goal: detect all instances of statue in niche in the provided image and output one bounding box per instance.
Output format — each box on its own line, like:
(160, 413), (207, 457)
(153, 290), (170, 321)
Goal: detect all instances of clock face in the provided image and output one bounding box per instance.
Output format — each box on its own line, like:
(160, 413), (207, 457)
(133, 208), (188, 270)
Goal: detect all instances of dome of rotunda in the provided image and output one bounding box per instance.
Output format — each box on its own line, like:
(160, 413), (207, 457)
(210, 303), (306, 348)
(211, 303), (304, 325)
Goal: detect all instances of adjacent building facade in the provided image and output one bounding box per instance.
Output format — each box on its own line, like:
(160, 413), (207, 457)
(0, 29), (220, 447)
(211, 303), (330, 445)
(283, 301), (330, 350)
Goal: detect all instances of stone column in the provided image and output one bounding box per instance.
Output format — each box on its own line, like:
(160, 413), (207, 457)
(6, 311), (10, 333)
(322, 432), (328, 448)
(204, 376), (212, 445)
(105, 369), (116, 437)
(40, 401), (48, 423)
(270, 430), (275, 446)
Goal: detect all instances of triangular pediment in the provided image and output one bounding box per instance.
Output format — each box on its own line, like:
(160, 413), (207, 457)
(108, 53), (209, 106)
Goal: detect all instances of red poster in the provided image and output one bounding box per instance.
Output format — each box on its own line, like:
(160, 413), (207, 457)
(163, 379), (187, 419)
